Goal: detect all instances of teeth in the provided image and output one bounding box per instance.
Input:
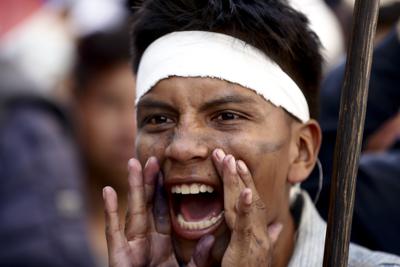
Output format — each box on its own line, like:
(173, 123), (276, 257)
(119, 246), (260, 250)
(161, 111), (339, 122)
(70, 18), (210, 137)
(190, 184), (199, 194)
(177, 212), (224, 230)
(199, 184), (207, 193)
(171, 183), (214, 194)
(181, 184), (190, 194)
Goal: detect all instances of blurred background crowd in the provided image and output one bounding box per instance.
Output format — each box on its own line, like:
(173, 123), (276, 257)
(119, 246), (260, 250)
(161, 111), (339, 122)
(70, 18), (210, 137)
(0, 0), (399, 266)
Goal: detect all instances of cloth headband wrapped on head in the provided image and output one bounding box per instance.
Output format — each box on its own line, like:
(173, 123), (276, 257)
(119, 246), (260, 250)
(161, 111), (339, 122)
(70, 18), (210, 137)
(136, 31), (310, 123)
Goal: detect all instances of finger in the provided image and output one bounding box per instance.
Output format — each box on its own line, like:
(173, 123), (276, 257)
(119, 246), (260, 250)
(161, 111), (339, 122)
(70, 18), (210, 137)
(143, 156), (160, 204)
(125, 158), (147, 239)
(211, 148), (226, 177)
(236, 160), (263, 207)
(153, 172), (171, 234)
(236, 160), (253, 188)
(103, 186), (127, 255)
(231, 188), (253, 247)
(222, 154), (244, 228)
(187, 235), (215, 267)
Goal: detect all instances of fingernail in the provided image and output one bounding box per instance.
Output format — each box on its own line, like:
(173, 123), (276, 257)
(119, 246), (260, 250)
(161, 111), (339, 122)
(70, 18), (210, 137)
(144, 157), (153, 168)
(102, 187), (107, 200)
(268, 223), (284, 243)
(215, 149), (225, 161)
(237, 160), (248, 173)
(127, 158), (135, 170)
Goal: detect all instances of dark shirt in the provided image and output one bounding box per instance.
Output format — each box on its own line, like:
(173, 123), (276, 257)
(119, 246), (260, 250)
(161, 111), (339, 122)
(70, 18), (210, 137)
(0, 95), (96, 267)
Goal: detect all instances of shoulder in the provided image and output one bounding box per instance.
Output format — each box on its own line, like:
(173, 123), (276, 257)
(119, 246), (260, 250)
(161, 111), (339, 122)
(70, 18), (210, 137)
(291, 190), (400, 267)
(349, 243), (400, 267)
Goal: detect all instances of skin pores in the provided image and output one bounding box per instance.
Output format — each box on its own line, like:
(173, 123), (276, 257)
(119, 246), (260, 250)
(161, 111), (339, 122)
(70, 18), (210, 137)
(135, 77), (300, 265)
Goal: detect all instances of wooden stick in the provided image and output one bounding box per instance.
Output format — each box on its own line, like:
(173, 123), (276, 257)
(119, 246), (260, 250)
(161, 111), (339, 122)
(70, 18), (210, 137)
(322, 1), (379, 266)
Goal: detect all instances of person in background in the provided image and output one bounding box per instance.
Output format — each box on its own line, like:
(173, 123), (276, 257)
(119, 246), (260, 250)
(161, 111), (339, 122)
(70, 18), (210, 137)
(71, 23), (136, 267)
(0, 62), (96, 267)
(303, 20), (400, 255)
(1, 1), (134, 266)
(0, 1), (97, 266)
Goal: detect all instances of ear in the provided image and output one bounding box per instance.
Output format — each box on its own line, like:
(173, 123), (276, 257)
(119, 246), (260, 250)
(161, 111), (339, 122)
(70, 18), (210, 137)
(287, 119), (322, 184)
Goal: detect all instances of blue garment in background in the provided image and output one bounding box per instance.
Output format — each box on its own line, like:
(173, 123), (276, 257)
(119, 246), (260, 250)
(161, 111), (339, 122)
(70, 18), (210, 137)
(0, 95), (96, 267)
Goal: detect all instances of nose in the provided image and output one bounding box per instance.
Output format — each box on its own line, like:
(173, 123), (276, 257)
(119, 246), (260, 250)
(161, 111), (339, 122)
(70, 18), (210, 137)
(164, 126), (209, 163)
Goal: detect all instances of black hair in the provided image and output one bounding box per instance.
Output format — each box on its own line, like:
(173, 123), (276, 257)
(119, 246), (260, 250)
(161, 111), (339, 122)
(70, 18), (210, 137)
(73, 23), (131, 95)
(130, 0), (323, 118)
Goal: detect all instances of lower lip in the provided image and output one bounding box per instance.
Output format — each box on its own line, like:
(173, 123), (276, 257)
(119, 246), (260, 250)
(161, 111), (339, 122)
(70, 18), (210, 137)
(171, 212), (224, 240)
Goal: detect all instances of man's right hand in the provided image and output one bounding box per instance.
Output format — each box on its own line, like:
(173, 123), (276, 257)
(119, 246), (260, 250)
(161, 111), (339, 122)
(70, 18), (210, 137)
(103, 157), (178, 267)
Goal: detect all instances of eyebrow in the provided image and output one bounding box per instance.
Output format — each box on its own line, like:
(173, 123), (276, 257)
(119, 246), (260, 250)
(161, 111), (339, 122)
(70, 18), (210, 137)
(137, 94), (258, 113)
(199, 95), (258, 112)
(137, 99), (177, 113)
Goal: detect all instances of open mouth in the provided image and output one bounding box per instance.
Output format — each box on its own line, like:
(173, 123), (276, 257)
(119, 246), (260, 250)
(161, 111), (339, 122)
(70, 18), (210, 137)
(169, 183), (224, 239)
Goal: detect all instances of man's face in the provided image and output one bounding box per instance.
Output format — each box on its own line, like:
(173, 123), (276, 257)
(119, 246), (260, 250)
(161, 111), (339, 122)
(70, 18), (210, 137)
(76, 63), (136, 189)
(136, 77), (297, 263)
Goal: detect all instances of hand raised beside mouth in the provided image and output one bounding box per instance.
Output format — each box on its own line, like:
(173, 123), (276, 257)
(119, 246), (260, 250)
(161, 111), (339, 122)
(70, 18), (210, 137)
(103, 154), (283, 267)
(210, 149), (284, 267)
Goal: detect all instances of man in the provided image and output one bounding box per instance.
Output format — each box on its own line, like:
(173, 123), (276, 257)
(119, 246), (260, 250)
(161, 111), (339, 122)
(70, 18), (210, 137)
(102, 0), (400, 266)
(72, 24), (136, 266)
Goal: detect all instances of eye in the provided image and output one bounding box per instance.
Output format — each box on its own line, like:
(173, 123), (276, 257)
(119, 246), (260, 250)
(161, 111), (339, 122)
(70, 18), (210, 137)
(145, 115), (173, 125)
(215, 111), (241, 121)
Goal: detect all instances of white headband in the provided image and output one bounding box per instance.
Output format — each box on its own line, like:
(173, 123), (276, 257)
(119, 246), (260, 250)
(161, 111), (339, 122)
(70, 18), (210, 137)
(136, 31), (310, 122)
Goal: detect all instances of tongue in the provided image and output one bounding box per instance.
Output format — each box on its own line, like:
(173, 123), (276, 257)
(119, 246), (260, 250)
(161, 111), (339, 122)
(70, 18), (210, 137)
(180, 194), (223, 222)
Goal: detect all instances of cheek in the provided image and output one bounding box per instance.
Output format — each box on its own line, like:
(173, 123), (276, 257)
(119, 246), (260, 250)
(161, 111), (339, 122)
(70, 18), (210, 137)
(227, 136), (290, 207)
(226, 135), (287, 170)
(80, 116), (108, 148)
(135, 132), (171, 165)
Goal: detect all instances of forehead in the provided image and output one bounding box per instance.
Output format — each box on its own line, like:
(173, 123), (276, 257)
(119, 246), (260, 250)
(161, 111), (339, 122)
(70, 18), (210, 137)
(138, 76), (275, 110)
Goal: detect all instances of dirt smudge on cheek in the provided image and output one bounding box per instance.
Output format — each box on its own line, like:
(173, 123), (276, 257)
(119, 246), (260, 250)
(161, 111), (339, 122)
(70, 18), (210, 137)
(257, 139), (286, 154)
(136, 132), (171, 165)
(222, 137), (287, 189)
(225, 136), (286, 158)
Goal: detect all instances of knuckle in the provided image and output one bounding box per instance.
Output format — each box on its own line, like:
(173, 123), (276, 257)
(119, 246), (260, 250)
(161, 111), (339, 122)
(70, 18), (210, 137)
(235, 223), (252, 237)
(105, 225), (121, 240)
(125, 208), (147, 225)
(254, 197), (265, 210)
